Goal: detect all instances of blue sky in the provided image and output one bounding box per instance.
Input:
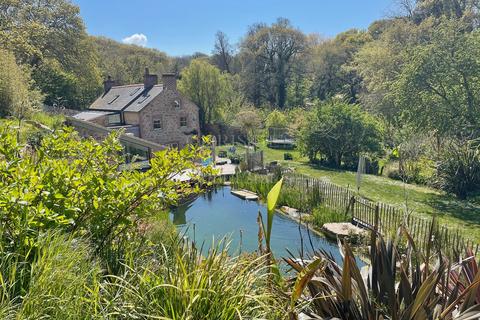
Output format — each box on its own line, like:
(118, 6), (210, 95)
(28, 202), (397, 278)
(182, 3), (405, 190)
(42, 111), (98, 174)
(73, 0), (394, 56)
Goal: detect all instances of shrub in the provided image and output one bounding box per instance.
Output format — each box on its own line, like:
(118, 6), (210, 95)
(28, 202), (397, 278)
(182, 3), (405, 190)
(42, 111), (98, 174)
(436, 141), (480, 199)
(385, 157), (435, 185)
(265, 109), (287, 129)
(284, 152), (293, 160)
(0, 123), (212, 258)
(286, 228), (480, 319)
(298, 100), (383, 168)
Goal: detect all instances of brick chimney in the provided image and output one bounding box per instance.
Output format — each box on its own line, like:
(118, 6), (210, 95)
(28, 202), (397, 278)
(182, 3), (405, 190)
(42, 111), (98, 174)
(162, 73), (177, 91)
(103, 76), (116, 93)
(143, 68), (158, 88)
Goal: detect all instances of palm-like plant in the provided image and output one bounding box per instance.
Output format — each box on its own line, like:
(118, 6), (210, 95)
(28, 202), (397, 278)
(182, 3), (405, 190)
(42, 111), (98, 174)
(286, 227), (480, 319)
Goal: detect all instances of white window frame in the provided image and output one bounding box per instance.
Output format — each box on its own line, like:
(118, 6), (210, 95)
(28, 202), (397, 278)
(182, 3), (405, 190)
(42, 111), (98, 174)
(179, 116), (187, 127)
(153, 118), (163, 130)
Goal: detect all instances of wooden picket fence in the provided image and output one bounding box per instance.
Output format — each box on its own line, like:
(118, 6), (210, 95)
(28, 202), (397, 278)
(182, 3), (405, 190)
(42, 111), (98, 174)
(282, 173), (478, 257)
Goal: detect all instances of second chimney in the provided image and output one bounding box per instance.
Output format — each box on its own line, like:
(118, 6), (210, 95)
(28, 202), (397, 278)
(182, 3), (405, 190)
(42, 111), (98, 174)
(162, 73), (177, 91)
(103, 76), (116, 93)
(143, 68), (158, 88)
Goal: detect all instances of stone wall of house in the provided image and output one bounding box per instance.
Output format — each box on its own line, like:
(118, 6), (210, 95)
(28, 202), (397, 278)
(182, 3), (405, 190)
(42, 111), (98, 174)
(124, 111), (140, 125)
(66, 119), (110, 141)
(90, 115), (109, 127)
(138, 89), (200, 148)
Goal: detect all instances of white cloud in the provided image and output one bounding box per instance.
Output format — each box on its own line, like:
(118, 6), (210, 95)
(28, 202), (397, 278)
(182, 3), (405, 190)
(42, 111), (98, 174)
(122, 33), (148, 47)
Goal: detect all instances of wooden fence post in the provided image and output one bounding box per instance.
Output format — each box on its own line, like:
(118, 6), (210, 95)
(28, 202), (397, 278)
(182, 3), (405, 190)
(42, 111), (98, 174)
(345, 196), (355, 221)
(374, 204), (380, 235)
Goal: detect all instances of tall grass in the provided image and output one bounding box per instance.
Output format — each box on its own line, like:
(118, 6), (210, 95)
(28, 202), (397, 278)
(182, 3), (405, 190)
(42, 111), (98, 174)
(29, 111), (65, 129)
(103, 240), (283, 319)
(232, 172), (321, 212)
(0, 231), (284, 320)
(0, 233), (102, 319)
(311, 204), (346, 227)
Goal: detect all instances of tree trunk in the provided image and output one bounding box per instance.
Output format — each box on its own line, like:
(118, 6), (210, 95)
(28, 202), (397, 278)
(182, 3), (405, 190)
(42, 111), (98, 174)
(277, 75), (286, 109)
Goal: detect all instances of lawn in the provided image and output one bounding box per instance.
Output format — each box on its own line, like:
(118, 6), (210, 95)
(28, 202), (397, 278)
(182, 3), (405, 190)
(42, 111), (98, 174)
(217, 141), (480, 242)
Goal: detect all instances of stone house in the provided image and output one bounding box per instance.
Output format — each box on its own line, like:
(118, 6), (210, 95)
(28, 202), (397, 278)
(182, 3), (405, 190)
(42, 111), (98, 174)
(73, 69), (200, 149)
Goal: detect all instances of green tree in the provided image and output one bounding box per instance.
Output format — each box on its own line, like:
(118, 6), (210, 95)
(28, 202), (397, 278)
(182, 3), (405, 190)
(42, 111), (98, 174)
(0, 0), (101, 109)
(299, 100), (383, 167)
(0, 49), (43, 118)
(392, 19), (480, 139)
(265, 110), (287, 129)
(310, 30), (371, 103)
(92, 36), (171, 84)
(0, 123), (212, 256)
(178, 59), (231, 131)
(240, 18), (307, 108)
(354, 19), (418, 125)
(235, 106), (262, 146)
(400, 0), (480, 25)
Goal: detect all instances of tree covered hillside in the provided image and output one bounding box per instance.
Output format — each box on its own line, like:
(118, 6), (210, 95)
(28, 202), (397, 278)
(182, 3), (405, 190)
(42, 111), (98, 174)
(0, 0), (174, 111)
(92, 36), (172, 85)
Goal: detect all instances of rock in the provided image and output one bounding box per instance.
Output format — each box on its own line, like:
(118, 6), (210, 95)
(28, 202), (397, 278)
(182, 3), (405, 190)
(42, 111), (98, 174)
(322, 222), (366, 239)
(280, 206), (303, 218)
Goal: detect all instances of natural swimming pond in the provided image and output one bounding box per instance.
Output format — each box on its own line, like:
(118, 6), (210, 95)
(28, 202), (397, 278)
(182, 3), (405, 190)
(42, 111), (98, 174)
(170, 187), (364, 266)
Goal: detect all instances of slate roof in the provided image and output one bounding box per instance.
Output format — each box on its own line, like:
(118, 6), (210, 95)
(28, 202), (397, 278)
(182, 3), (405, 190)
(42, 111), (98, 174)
(73, 111), (114, 121)
(124, 85), (164, 112)
(89, 84), (163, 112)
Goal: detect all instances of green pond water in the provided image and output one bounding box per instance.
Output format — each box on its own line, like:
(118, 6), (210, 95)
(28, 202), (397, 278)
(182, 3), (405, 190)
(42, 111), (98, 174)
(170, 186), (364, 266)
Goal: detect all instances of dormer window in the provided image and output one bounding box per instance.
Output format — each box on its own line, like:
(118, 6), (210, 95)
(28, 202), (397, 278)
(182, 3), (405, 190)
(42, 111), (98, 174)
(173, 100), (180, 108)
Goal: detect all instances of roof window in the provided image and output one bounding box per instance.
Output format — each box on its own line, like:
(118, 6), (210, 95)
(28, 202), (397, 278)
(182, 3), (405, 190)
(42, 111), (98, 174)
(108, 95), (120, 104)
(129, 87), (141, 96)
(137, 94), (151, 104)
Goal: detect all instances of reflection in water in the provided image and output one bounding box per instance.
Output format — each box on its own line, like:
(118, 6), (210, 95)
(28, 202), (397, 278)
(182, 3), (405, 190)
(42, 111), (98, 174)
(172, 203), (188, 225)
(171, 186), (364, 267)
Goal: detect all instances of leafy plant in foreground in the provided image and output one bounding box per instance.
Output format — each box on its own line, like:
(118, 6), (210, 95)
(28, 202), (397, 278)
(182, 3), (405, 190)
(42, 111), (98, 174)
(286, 227), (480, 319)
(0, 123), (213, 259)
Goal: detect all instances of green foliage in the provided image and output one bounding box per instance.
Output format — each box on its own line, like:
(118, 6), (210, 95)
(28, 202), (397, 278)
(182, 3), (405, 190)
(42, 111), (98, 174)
(232, 173), (322, 213)
(436, 141), (480, 199)
(0, 0), (101, 109)
(178, 59), (232, 130)
(286, 229), (480, 319)
(234, 106), (263, 144)
(101, 239), (283, 319)
(392, 19), (480, 138)
(29, 111), (65, 129)
(0, 233), (102, 319)
(311, 204), (346, 227)
(240, 18), (307, 108)
(0, 123), (211, 257)
(310, 29), (371, 103)
(0, 49), (43, 117)
(354, 19), (416, 124)
(92, 36), (171, 84)
(265, 110), (287, 129)
(0, 233), (283, 319)
(299, 100), (383, 167)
